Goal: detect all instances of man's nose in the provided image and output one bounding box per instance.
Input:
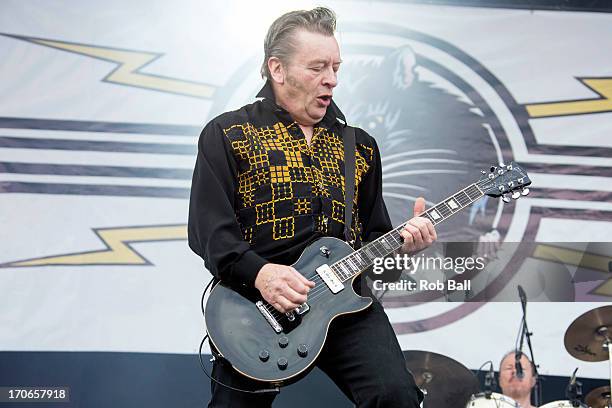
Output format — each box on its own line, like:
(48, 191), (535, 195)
(322, 66), (337, 88)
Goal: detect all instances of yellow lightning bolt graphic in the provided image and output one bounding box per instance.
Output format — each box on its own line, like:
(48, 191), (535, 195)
(3, 34), (216, 99)
(533, 244), (612, 297)
(2, 225), (187, 267)
(526, 77), (612, 118)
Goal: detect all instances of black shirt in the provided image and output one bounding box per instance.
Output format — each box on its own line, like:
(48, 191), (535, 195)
(188, 81), (394, 288)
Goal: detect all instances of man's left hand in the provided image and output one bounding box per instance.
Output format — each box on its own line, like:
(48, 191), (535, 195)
(399, 197), (437, 254)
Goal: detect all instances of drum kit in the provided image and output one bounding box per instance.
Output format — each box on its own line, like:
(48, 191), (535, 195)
(405, 305), (612, 408)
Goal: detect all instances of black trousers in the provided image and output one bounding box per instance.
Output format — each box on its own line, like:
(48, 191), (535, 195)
(208, 300), (423, 407)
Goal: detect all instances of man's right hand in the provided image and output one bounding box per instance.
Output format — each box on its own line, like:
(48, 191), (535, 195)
(254, 264), (316, 313)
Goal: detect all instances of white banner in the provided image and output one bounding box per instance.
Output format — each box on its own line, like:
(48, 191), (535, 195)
(0, 0), (611, 381)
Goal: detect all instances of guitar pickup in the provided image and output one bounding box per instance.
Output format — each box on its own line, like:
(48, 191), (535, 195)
(316, 264), (344, 294)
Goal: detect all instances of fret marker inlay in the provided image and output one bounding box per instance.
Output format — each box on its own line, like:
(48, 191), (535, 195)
(381, 239), (392, 250)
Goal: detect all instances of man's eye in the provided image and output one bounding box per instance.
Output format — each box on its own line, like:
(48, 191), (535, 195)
(311, 67), (323, 72)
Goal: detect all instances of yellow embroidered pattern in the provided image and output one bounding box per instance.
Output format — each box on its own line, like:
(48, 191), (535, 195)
(223, 121), (372, 242)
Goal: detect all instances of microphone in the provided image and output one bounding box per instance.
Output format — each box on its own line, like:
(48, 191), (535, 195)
(569, 367), (578, 387)
(515, 350), (524, 379)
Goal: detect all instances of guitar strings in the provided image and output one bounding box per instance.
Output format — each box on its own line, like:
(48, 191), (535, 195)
(261, 175), (512, 320)
(261, 225), (403, 318)
(261, 180), (489, 320)
(262, 227), (406, 318)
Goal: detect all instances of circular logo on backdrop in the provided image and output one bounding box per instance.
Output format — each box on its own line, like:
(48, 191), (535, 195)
(214, 23), (535, 333)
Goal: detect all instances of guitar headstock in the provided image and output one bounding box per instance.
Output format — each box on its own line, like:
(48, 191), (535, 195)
(477, 161), (531, 203)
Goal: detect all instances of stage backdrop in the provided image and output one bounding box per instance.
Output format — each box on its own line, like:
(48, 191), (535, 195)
(1, 1), (611, 407)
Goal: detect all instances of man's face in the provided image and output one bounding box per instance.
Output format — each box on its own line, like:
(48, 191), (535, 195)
(280, 29), (341, 126)
(499, 354), (536, 399)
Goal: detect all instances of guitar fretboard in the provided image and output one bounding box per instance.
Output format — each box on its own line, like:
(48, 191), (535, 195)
(330, 183), (484, 281)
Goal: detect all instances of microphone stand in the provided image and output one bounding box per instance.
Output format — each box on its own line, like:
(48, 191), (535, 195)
(518, 286), (542, 407)
(483, 361), (495, 399)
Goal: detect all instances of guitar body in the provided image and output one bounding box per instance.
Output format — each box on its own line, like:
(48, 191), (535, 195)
(205, 237), (373, 385)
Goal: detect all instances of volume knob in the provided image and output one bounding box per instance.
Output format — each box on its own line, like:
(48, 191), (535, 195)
(277, 357), (288, 370)
(297, 344), (308, 358)
(278, 336), (289, 348)
(258, 350), (269, 362)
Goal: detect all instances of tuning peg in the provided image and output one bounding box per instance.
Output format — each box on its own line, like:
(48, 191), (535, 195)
(499, 162), (505, 168)
(511, 191), (521, 200)
(502, 194), (511, 203)
(521, 188), (530, 196)
(481, 170), (487, 175)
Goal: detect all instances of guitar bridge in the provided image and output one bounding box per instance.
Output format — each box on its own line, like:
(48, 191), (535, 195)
(285, 302), (310, 321)
(256, 301), (282, 333)
(285, 303), (310, 323)
(296, 302), (309, 315)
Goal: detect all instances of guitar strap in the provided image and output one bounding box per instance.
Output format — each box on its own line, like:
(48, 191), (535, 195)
(342, 125), (356, 246)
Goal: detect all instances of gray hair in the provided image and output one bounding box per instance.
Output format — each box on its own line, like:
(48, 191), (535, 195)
(261, 7), (337, 79)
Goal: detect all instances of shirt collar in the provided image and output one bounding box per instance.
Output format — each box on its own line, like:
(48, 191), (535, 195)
(256, 81), (346, 128)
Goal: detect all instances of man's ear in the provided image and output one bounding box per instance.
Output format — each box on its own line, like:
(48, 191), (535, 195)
(268, 57), (285, 84)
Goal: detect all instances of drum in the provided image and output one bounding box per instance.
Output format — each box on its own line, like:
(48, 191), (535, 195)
(540, 402), (586, 408)
(465, 392), (519, 407)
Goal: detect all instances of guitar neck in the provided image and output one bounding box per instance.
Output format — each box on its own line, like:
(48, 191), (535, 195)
(330, 183), (484, 281)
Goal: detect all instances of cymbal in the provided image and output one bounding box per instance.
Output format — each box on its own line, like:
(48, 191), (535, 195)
(403, 350), (480, 408)
(585, 385), (611, 408)
(564, 305), (612, 362)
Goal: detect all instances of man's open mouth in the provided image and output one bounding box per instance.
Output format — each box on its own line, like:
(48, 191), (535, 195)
(317, 95), (332, 105)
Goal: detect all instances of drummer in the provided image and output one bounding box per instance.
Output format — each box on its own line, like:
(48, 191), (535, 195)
(499, 351), (537, 408)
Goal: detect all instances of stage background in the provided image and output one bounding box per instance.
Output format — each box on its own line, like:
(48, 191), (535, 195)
(1, 0), (611, 406)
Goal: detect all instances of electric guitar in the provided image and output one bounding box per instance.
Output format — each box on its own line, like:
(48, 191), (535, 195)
(205, 161), (531, 385)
